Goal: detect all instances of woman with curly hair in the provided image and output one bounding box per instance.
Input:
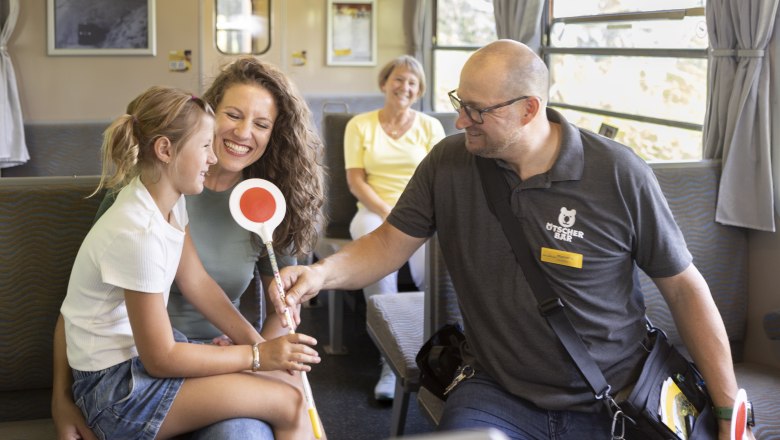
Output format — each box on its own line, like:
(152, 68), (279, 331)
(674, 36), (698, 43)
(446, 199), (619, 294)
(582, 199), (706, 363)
(52, 58), (326, 439)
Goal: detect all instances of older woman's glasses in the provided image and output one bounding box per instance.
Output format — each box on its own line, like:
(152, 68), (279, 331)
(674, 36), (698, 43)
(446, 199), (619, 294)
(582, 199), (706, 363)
(448, 90), (532, 124)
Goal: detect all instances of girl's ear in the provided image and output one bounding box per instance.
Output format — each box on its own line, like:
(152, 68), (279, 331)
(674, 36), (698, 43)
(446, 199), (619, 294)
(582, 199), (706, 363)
(153, 136), (173, 164)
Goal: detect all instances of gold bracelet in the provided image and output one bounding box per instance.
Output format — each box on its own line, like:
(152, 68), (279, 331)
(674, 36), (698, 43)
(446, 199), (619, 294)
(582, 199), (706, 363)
(251, 342), (261, 372)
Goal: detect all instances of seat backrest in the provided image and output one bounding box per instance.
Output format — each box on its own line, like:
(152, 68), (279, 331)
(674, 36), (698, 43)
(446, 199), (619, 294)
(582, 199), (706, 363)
(640, 160), (748, 360)
(319, 111), (460, 240)
(0, 176), (103, 421)
(3, 123), (107, 177)
(321, 113), (359, 239)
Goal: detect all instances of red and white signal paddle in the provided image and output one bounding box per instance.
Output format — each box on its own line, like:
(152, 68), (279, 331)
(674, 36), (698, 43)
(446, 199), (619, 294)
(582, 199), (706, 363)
(229, 178), (323, 439)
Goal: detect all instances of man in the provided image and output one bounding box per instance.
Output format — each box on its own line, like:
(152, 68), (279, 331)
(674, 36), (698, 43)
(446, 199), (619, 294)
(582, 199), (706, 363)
(273, 40), (754, 439)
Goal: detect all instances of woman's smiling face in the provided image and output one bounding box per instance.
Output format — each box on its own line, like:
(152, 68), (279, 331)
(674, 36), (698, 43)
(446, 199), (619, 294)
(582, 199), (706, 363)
(212, 83), (278, 175)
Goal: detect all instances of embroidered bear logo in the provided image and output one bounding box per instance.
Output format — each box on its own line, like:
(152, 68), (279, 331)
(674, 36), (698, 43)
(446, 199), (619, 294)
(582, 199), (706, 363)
(558, 207), (576, 228)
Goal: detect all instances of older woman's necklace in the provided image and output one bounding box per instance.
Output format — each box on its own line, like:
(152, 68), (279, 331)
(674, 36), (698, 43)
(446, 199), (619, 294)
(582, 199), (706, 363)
(380, 110), (414, 139)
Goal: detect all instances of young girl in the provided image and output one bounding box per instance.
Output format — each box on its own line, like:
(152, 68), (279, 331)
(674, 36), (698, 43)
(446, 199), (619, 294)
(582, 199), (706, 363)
(60, 85), (321, 440)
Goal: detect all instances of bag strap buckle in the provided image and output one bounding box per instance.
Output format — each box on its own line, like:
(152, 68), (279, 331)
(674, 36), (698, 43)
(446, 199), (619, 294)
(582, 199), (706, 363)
(538, 297), (564, 316)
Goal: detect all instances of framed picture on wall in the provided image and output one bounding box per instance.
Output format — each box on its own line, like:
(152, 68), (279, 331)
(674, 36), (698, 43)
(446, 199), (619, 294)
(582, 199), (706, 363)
(326, 0), (377, 66)
(47, 0), (156, 56)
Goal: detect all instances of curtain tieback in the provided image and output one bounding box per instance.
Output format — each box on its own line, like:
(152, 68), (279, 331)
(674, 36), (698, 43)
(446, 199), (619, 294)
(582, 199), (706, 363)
(710, 48), (765, 58)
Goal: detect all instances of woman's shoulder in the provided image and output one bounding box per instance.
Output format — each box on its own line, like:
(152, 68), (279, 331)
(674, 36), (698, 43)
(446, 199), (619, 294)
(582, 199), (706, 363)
(349, 109), (380, 125)
(414, 111), (445, 131)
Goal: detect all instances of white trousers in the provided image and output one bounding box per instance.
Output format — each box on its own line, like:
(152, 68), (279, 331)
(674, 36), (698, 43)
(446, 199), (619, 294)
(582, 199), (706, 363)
(349, 205), (426, 302)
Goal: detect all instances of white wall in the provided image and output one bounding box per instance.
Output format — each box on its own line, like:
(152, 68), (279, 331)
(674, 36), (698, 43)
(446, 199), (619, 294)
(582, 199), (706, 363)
(10, 0), (404, 123)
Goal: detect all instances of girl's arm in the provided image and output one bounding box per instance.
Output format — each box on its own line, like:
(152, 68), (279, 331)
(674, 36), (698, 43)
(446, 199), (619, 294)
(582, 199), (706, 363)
(174, 227), (262, 345)
(125, 289), (319, 378)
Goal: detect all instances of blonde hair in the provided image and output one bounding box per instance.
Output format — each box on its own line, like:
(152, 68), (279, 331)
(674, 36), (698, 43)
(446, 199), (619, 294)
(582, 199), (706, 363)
(94, 86), (213, 197)
(377, 55), (427, 99)
(204, 57), (324, 257)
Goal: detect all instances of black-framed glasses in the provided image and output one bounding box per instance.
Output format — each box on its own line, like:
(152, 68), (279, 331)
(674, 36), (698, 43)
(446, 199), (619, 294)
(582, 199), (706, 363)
(448, 90), (532, 124)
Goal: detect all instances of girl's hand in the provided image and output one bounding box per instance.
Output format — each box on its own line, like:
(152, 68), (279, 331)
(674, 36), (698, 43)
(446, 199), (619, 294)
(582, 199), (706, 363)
(257, 333), (320, 372)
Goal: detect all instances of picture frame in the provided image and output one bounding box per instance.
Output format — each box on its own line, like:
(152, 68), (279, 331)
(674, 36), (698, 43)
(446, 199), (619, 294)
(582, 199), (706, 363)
(326, 0), (376, 66)
(47, 0), (156, 56)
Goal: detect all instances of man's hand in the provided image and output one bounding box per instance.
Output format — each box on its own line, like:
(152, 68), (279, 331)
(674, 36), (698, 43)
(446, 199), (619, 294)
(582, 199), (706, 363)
(52, 396), (98, 440)
(717, 419), (756, 440)
(269, 265), (325, 328)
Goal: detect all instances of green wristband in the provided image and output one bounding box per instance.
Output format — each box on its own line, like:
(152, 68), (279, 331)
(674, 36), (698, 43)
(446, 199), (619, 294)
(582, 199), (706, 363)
(713, 401), (755, 427)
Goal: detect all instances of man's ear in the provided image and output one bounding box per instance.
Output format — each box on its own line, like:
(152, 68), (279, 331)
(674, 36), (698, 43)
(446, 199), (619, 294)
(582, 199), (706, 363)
(153, 136), (173, 164)
(520, 97), (542, 124)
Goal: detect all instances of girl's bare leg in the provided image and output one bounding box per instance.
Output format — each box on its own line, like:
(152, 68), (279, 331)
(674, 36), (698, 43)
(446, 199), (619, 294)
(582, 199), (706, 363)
(156, 371), (321, 440)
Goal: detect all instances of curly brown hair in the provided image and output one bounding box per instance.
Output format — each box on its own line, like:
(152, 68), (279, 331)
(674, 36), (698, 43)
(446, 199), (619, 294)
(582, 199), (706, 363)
(203, 57), (325, 258)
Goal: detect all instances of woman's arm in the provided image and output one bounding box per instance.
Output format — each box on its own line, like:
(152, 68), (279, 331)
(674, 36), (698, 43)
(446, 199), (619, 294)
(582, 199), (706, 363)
(259, 274), (301, 340)
(346, 168), (392, 219)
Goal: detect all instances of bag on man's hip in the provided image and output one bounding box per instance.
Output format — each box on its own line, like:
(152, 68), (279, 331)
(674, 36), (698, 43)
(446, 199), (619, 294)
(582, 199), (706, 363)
(415, 323), (466, 401)
(619, 327), (717, 440)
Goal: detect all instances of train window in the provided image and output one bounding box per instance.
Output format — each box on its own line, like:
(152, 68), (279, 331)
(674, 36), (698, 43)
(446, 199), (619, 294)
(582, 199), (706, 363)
(546, 1), (708, 160)
(215, 0), (271, 55)
(431, 0), (496, 112)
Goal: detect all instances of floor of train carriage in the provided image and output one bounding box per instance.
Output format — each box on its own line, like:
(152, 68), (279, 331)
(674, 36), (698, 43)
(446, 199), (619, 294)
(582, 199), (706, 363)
(298, 291), (434, 440)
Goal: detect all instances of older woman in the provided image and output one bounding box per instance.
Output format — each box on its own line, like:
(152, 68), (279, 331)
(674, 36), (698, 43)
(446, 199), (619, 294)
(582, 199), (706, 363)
(344, 55), (445, 400)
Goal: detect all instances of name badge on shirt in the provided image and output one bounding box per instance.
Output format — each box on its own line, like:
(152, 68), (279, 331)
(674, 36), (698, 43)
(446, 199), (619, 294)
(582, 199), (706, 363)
(540, 247), (583, 269)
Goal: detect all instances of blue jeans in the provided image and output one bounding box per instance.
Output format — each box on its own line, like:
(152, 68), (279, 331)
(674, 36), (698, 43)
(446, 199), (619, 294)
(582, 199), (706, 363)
(187, 418), (274, 439)
(72, 356), (183, 440)
(438, 371), (612, 440)
(183, 335), (275, 439)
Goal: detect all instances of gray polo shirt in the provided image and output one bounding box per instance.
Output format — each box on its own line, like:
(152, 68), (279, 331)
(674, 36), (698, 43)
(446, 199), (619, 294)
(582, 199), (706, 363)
(388, 108), (691, 411)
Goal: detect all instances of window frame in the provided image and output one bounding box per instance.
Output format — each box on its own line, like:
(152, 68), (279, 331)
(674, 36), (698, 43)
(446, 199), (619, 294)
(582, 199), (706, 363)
(214, 0), (272, 56)
(542, 5), (708, 133)
(426, 0), (496, 112)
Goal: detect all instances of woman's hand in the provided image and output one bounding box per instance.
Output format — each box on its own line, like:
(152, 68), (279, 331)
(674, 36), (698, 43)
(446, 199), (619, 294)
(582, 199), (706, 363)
(52, 397), (98, 440)
(211, 334), (234, 346)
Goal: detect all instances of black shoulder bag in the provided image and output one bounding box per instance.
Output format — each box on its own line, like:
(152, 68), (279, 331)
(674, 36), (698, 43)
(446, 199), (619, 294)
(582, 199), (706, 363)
(475, 156), (717, 440)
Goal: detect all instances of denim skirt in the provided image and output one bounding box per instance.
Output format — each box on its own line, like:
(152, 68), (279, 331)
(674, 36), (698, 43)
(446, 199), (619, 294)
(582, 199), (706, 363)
(72, 331), (186, 440)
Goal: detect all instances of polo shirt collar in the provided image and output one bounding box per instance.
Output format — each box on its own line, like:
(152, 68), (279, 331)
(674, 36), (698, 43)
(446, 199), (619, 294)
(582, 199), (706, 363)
(546, 108), (583, 183)
(496, 108), (584, 187)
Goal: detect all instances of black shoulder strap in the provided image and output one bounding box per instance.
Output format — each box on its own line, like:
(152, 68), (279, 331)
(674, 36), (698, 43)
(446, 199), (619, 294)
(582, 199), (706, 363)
(474, 156), (614, 401)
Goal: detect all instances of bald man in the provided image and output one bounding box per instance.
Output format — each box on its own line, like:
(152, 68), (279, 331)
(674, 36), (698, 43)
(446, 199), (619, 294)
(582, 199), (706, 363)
(272, 40), (753, 440)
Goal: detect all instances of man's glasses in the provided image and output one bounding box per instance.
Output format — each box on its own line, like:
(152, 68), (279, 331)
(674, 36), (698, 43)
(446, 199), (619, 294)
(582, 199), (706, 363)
(448, 90), (532, 124)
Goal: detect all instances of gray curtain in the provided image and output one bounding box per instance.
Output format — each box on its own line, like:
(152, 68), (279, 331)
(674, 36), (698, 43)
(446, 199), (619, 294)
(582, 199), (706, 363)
(493, 0), (544, 53)
(702, 0), (780, 231)
(403, 0), (431, 110)
(403, 0), (427, 60)
(0, 0), (28, 170)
